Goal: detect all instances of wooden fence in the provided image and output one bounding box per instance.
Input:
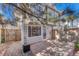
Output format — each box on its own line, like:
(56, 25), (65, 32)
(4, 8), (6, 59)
(1, 29), (21, 43)
(51, 28), (79, 40)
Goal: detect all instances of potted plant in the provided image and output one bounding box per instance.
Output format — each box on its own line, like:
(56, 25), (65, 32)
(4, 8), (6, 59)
(75, 42), (79, 52)
(1, 35), (5, 43)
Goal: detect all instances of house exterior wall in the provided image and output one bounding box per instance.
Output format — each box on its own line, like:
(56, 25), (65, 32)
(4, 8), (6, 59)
(24, 25), (43, 45)
(46, 26), (52, 40)
(26, 36), (43, 45)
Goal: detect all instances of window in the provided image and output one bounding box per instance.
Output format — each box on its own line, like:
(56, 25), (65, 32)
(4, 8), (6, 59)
(28, 26), (41, 37)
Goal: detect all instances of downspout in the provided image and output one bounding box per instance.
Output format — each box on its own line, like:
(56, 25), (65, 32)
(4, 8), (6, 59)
(20, 15), (24, 46)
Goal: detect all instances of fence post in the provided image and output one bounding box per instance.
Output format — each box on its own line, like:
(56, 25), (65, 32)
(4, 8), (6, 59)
(5, 27), (6, 42)
(0, 29), (1, 44)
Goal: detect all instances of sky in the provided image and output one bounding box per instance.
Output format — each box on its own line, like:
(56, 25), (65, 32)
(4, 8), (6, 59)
(55, 3), (79, 14)
(0, 3), (79, 21)
(0, 4), (14, 21)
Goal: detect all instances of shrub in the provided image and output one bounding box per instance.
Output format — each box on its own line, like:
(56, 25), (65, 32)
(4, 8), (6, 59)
(75, 42), (79, 49)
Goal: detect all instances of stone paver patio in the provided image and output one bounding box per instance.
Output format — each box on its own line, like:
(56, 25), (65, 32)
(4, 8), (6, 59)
(0, 41), (22, 56)
(31, 40), (75, 56)
(0, 40), (79, 56)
